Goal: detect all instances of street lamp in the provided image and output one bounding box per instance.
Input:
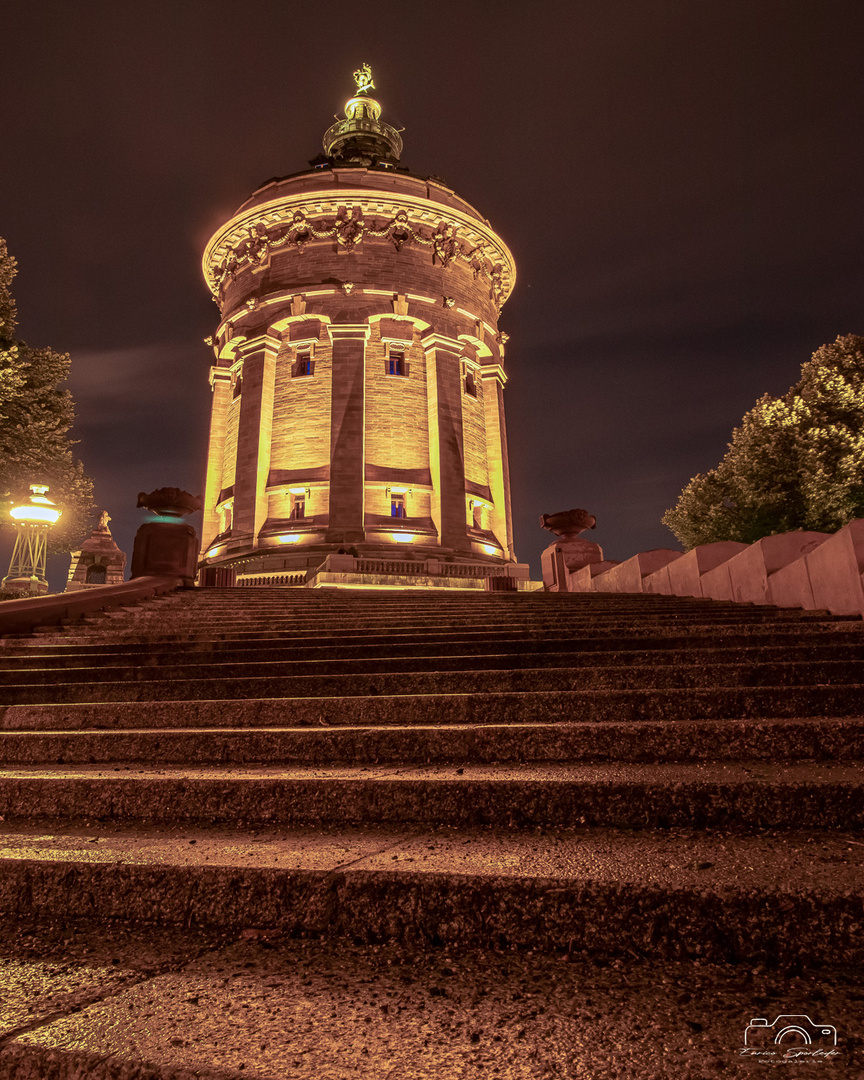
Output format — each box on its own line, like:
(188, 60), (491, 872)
(2, 484), (62, 596)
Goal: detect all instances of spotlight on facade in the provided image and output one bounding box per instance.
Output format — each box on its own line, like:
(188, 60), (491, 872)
(3, 484), (62, 596)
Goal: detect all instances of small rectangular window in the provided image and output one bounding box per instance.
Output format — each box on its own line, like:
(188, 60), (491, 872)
(464, 370), (477, 397)
(388, 350), (406, 377)
(232, 376), (242, 399)
(390, 493), (406, 518)
(293, 351), (313, 378)
(290, 495), (306, 519)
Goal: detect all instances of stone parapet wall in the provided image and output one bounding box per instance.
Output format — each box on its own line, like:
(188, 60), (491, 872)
(542, 519), (864, 618)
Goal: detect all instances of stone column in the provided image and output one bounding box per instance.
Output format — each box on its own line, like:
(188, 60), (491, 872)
(201, 367), (233, 551)
(232, 332), (279, 544)
(481, 364), (514, 560)
(424, 332), (471, 554)
(327, 324), (370, 544)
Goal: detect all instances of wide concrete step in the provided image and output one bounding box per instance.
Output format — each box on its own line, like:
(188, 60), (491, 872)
(2, 640), (862, 675)
(0, 762), (862, 829)
(0, 822), (861, 965)
(54, 608), (849, 632)
(3, 662), (863, 703)
(1, 717), (862, 766)
(5, 686), (864, 731)
(1, 929), (861, 1080)
(8, 623), (863, 658)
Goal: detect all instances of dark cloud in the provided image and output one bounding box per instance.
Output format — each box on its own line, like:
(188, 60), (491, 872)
(2, 0), (863, 587)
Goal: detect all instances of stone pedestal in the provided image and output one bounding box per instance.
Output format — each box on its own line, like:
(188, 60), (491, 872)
(131, 522), (199, 586)
(66, 515), (127, 592)
(541, 540), (603, 591)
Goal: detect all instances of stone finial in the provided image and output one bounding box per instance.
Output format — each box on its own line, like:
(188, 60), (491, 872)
(540, 509), (597, 538)
(98, 510), (112, 531)
(540, 510), (602, 585)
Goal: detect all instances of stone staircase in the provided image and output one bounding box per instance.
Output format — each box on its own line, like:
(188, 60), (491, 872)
(0, 588), (862, 1078)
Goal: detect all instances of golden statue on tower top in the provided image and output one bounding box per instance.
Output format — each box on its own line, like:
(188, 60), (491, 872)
(353, 63), (375, 95)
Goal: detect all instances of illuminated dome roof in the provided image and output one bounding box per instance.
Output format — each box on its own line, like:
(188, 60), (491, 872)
(322, 65), (403, 166)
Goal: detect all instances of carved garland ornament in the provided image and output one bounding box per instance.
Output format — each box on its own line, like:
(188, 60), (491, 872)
(208, 207), (508, 309)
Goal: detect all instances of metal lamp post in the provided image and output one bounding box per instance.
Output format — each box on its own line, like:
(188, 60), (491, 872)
(2, 484), (62, 596)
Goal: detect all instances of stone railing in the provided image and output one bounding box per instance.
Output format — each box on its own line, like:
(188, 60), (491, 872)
(0, 575), (185, 637)
(238, 572), (307, 588)
(544, 520), (864, 618)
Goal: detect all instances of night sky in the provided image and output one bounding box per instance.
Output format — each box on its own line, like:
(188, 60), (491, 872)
(3, 0), (864, 588)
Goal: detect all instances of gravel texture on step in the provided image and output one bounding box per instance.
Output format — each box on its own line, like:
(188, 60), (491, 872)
(3, 641), (863, 674)
(1, 931), (861, 1079)
(0, 823), (861, 966)
(3, 652), (864, 687)
(1, 717), (862, 766)
(5, 686), (864, 732)
(0, 762), (862, 829)
(3, 663), (864, 705)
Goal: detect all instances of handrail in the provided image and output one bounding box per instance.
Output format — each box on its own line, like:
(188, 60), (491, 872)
(0, 575), (185, 637)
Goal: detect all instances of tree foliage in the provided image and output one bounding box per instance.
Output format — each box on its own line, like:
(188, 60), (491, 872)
(663, 335), (864, 550)
(0, 237), (95, 553)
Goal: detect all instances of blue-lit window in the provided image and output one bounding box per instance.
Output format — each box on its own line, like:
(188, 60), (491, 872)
(390, 494), (406, 518)
(293, 351), (313, 377)
(388, 350), (406, 376)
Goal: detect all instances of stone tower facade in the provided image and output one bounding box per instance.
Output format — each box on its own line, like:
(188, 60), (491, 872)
(199, 72), (521, 585)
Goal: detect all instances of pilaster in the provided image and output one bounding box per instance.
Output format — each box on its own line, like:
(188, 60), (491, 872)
(481, 364), (514, 559)
(423, 331), (470, 553)
(231, 332), (280, 543)
(327, 323), (370, 544)
(202, 367), (233, 550)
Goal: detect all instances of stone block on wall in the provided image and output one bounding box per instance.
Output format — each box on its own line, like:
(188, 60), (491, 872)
(566, 560), (621, 592)
(593, 550), (682, 594)
(642, 565), (673, 595)
(666, 541), (749, 598)
(767, 556), (815, 611)
(724, 531), (830, 606)
(803, 518), (864, 616)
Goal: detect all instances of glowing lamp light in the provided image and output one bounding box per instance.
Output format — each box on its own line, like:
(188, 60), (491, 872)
(277, 534), (301, 544)
(482, 544), (497, 556)
(3, 484), (62, 596)
(391, 533), (415, 544)
(10, 484), (61, 525)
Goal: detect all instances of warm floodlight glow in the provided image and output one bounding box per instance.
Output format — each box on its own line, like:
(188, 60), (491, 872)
(3, 484), (62, 595)
(9, 484), (62, 525)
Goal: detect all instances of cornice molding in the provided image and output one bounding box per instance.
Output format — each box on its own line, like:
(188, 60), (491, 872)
(202, 187), (515, 310)
(326, 323), (372, 342)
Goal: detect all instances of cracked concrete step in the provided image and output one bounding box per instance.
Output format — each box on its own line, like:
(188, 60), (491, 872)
(5, 686), (864, 731)
(2, 930), (861, 1080)
(0, 823), (861, 965)
(3, 662), (864, 704)
(2, 641), (863, 676)
(0, 762), (862, 829)
(1, 717), (862, 767)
